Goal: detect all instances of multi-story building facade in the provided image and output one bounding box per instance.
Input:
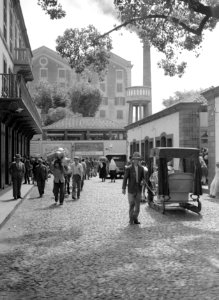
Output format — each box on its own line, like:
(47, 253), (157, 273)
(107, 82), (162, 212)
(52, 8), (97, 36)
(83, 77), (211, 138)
(29, 46), (136, 127)
(0, 0), (42, 189)
(30, 45), (153, 127)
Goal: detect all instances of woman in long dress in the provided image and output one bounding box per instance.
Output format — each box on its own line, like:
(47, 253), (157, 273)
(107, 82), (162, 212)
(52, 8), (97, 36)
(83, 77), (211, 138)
(109, 158), (117, 182)
(209, 162), (219, 198)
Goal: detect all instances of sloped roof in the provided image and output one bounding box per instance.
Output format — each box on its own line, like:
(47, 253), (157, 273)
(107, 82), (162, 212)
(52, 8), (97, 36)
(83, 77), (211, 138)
(32, 46), (132, 69)
(32, 46), (70, 67)
(43, 116), (124, 130)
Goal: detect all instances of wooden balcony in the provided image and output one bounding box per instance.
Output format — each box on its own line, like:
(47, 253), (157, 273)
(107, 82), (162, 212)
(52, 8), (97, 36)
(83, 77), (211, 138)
(14, 48), (34, 81)
(0, 73), (42, 135)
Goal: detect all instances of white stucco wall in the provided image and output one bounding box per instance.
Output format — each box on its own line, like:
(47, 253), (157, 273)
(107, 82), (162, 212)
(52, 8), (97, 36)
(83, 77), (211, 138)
(215, 96), (219, 163)
(127, 112), (180, 155)
(200, 112), (208, 127)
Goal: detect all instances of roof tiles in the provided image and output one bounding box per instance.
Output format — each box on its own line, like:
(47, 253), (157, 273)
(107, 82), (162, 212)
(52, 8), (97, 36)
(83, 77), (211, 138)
(43, 116), (124, 130)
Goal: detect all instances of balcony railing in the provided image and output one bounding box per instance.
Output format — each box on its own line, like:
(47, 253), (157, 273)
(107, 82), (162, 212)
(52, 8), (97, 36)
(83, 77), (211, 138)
(0, 73), (41, 131)
(14, 48), (33, 81)
(126, 86), (151, 102)
(14, 47), (32, 66)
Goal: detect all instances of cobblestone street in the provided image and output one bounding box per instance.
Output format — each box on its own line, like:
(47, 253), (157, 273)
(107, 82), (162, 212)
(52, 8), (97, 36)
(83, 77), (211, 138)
(0, 176), (218, 300)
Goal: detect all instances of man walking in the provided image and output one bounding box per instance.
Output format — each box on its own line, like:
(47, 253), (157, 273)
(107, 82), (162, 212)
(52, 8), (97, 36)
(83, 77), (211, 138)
(35, 159), (48, 197)
(122, 152), (146, 225)
(23, 156), (32, 184)
(71, 156), (83, 200)
(9, 154), (25, 200)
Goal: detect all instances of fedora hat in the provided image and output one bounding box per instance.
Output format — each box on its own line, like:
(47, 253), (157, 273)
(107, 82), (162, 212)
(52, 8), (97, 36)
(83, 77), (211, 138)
(74, 156), (79, 160)
(15, 154), (21, 159)
(132, 152), (142, 160)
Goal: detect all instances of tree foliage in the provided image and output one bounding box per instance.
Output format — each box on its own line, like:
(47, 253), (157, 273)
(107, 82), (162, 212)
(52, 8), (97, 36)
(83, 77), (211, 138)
(32, 82), (53, 114)
(32, 82), (68, 113)
(44, 107), (69, 125)
(162, 89), (207, 107)
(37, 0), (219, 77)
(68, 82), (102, 117)
(56, 25), (112, 77)
(111, 0), (219, 76)
(37, 0), (66, 19)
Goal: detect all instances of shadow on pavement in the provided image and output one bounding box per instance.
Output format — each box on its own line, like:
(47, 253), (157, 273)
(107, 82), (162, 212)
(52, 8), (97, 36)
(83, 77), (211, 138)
(37, 203), (63, 210)
(0, 226), (83, 247)
(0, 198), (18, 202)
(145, 205), (203, 222)
(204, 196), (219, 204)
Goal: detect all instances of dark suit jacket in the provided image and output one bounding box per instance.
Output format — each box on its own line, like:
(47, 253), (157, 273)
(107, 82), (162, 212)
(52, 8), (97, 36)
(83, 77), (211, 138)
(122, 164), (145, 194)
(9, 162), (25, 180)
(35, 164), (48, 181)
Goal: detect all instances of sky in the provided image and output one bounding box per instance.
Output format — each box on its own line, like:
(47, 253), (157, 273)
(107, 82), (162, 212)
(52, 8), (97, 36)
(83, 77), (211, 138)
(20, 0), (219, 113)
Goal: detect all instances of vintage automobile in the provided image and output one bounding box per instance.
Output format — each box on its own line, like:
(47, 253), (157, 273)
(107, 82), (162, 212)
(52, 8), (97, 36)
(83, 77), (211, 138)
(147, 147), (202, 214)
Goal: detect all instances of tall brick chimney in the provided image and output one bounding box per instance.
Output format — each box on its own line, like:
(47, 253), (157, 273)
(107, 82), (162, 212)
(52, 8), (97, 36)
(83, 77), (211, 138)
(143, 41), (152, 115)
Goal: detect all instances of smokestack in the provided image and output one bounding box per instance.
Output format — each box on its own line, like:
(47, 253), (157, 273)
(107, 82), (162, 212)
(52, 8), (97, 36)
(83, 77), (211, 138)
(143, 41), (151, 87)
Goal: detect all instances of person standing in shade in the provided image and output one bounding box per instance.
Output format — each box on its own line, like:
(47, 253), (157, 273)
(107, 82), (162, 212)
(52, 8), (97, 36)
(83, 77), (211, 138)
(50, 159), (65, 205)
(85, 157), (91, 180)
(122, 152), (146, 225)
(98, 160), (107, 182)
(141, 161), (148, 202)
(109, 158), (117, 182)
(80, 158), (86, 191)
(71, 156), (83, 200)
(23, 156), (32, 184)
(35, 159), (48, 197)
(9, 154), (25, 200)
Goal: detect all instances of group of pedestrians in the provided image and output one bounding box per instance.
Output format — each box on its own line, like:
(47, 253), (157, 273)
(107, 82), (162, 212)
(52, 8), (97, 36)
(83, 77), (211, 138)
(50, 156), (103, 205)
(9, 154), (49, 200)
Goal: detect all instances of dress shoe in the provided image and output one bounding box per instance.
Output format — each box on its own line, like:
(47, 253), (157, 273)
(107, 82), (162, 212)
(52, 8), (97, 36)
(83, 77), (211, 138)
(72, 196), (76, 200)
(134, 220), (141, 224)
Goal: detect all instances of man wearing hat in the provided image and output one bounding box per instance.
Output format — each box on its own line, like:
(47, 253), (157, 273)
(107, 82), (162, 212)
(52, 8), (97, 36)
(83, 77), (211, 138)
(71, 156), (83, 200)
(9, 154), (25, 200)
(122, 152), (146, 225)
(35, 159), (48, 197)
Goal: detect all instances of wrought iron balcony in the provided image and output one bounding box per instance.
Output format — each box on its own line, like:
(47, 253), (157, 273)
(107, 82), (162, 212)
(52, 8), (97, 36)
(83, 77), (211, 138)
(0, 73), (42, 134)
(14, 48), (33, 81)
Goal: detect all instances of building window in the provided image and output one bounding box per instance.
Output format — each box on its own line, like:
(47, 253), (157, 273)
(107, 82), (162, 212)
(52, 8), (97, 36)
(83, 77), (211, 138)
(9, 3), (13, 53)
(40, 57), (48, 66)
(102, 97), (108, 105)
(116, 70), (123, 80)
(100, 110), (106, 118)
(58, 69), (66, 79)
(2, 58), (8, 96)
(115, 97), (125, 105)
(40, 68), (48, 80)
(116, 83), (123, 93)
(14, 25), (17, 49)
(100, 82), (106, 92)
(117, 110), (123, 119)
(3, 0), (7, 41)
